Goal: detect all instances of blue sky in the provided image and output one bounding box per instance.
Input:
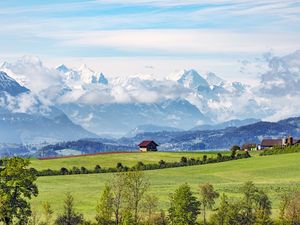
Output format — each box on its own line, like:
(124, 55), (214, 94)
(0, 0), (300, 80)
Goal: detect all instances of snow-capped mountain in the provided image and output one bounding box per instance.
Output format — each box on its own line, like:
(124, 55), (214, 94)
(0, 71), (97, 144)
(0, 71), (29, 96)
(56, 64), (109, 85)
(206, 72), (224, 86)
(177, 69), (209, 90)
(1, 50), (300, 140)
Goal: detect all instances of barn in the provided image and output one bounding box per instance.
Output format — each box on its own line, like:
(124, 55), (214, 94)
(138, 140), (159, 152)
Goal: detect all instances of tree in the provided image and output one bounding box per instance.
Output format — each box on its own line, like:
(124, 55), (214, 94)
(240, 181), (258, 224)
(168, 183), (200, 225)
(230, 145), (240, 158)
(95, 184), (114, 225)
(211, 193), (231, 225)
(43, 202), (54, 225)
(0, 157), (38, 225)
(110, 173), (127, 225)
(199, 183), (219, 225)
(60, 167), (69, 175)
(253, 190), (272, 225)
(123, 170), (149, 225)
(55, 193), (84, 225)
(279, 191), (300, 225)
(94, 165), (101, 173)
(143, 194), (158, 225)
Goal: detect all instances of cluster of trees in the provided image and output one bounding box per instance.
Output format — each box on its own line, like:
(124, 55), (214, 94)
(260, 144), (300, 156)
(37, 152), (251, 177)
(29, 175), (300, 225)
(2, 157), (300, 225)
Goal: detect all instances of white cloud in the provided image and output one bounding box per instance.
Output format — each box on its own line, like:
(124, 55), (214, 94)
(41, 29), (300, 55)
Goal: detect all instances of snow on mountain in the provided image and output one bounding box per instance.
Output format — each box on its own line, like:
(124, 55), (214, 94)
(98, 73), (108, 85)
(0, 56), (63, 94)
(0, 72), (97, 144)
(0, 71), (29, 96)
(56, 64), (109, 85)
(1, 51), (300, 138)
(206, 72), (224, 86)
(177, 69), (209, 89)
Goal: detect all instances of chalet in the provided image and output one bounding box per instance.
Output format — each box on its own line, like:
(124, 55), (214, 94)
(138, 140), (158, 152)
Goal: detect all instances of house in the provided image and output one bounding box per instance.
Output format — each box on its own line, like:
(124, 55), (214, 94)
(260, 139), (283, 149)
(260, 136), (298, 149)
(138, 140), (159, 152)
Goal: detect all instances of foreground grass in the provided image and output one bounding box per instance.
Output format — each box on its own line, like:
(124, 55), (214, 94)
(30, 151), (220, 170)
(31, 152), (300, 221)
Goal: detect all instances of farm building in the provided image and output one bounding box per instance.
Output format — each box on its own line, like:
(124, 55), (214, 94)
(260, 136), (300, 149)
(138, 140), (159, 152)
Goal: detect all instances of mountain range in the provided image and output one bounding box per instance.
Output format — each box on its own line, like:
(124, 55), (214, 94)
(0, 71), (97, 144)
(0, 50), (300, 145)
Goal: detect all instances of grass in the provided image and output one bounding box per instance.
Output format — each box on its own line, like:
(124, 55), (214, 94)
(30, 151), (220, 171)
(30, 152), (300, 221)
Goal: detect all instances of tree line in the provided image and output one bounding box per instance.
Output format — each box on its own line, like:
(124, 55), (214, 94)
(36, 152), (250, 177)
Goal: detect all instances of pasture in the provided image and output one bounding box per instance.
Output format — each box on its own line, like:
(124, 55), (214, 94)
(30, 152), (300, 220)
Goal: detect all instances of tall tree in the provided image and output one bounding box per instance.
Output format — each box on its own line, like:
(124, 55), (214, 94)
(199, 183), (219, 225)
(111, 173), (127, 225)
(143, 194), (158, 225)
(168, 183), (200, 225)
(0, 157), (38, 225)
(96, 184), (114, 225)
(124, 170), (149, 225)
(55, 193), (83, 225)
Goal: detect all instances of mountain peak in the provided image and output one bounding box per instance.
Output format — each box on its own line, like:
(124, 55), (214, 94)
(177, 69), (209, 89)
(98, 73), (108, 85)
(0, 71), (30, 96)
(56, 64), (70, 73)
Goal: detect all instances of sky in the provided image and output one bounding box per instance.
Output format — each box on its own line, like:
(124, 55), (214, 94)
(0, 0), (300, 82)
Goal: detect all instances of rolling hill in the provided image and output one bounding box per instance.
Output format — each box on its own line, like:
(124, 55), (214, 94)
(30, 152), (300, 220)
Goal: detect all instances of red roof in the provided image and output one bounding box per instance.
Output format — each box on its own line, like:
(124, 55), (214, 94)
(138, 140), (159, 147)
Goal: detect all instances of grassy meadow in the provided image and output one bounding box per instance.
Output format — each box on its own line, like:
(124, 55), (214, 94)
(30, 152), (300, 221)
(30, 151), (221, 170)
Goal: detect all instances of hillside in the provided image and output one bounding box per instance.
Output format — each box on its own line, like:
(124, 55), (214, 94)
(30, 151), (218, 171)
(119, 117), (300, 150)
(31, 152), (300, 220)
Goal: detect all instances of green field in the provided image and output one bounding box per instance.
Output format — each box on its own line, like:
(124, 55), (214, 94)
(30, 152), (300, 221)
(31, 151), (219, 170)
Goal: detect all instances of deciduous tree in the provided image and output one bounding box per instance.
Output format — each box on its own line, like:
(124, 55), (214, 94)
(0, 157), (38, 225)
(199, 183), (219, 225)
(168, 183), (200, 225)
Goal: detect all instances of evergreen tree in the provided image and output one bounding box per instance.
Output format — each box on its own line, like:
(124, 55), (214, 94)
(55, 193), (83, 225)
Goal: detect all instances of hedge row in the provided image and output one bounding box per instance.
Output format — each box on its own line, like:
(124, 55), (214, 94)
(34, 151), (251, 177)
